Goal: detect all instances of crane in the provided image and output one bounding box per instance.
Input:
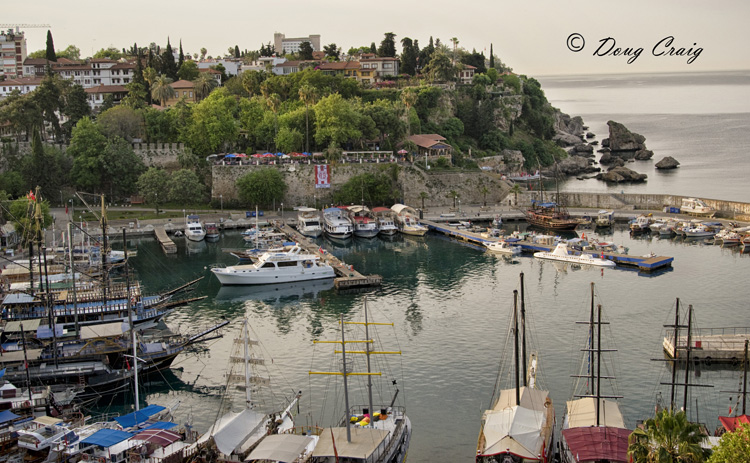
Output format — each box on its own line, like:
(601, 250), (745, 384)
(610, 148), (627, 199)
(0, 24), (51, 33)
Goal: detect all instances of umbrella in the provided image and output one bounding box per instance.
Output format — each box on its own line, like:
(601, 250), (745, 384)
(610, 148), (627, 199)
(251, 153), (263, 158)
(275, 152), (284, 156)
(236, 153), (247, 157)
(398, 149), (408, 154)
(224, 154), (237, 158)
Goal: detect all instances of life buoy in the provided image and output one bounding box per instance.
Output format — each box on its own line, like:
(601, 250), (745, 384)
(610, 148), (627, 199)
(81, 454), (89, 461)
(23, 401), (31, 408)
(98, 457), (106, 463)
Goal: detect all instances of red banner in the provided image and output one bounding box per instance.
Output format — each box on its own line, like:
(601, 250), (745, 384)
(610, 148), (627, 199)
(315, 165), (331, 189)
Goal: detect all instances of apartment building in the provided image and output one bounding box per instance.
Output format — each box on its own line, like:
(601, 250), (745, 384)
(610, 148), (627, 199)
(0, 29), (27, 78)
(273, 33), (320, 55)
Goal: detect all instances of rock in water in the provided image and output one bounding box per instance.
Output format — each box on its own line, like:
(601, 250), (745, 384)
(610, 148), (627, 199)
(605, 121), (652, 160)
(595, 166), (647, 183)
(655, 156), (680, 169)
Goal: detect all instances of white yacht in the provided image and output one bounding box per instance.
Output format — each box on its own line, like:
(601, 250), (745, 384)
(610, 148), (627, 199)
(296, 207), (323, 238)
(348, 205), (379, 238)
(595, 210), (615, 227)
(484, 240), (522, 256)
(391, 204), (428, 236)
(372, 207), (399, 236)
(211, 245), (335, 285)
(185, 215), (206, 242)
(534, 242), (616, 268)
(323, 207), (353, 240)
(680, 197), (715, 217)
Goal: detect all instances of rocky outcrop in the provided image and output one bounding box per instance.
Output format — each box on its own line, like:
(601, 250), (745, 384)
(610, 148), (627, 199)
(595, 166), (647, 183)
(555, 155), (601, 176)
(553, 111), (585, 147)
(655, 156), (680, 169)
(573, 143), (594, 156)
(605, 121), (653, 160)
(554, 131), (583, 147)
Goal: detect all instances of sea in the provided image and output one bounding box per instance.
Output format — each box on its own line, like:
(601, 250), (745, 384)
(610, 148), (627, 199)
(112, 72), (750, 463)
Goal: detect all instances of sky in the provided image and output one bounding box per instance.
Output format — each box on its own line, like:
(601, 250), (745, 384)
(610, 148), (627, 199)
(5, 0), (749, 76)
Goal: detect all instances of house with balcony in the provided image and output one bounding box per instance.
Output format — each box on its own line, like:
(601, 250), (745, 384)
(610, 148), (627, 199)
(458, 64), (476, 84)
(85, 84), (128, 110)
(317, 61), (360, 78)
(0, 77), (42, 98)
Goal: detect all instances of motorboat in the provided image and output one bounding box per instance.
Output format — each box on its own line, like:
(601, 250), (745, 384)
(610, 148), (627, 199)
(534, 242), (616, 268)
(372, 207), (399, 236)
(322, 208), (354, 240)
(714, 228), (740, 245)
(296, 207), (323, 238)
(629, 214), (652, 233)
(683, 222), (717, 238)
(484, 240), (522, 256)
(205, 222), (220, 241)
(185, 215), (206, 242)
(391, 204), (428, 236)
(348, 205), (379, 238)
(595, 210), (615, 228)
(210, 245), (335, 285)
(681, 197), (716, 217)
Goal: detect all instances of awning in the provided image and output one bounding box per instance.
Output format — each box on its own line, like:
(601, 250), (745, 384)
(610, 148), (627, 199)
(561, 426), (630, 462)
(210, 409), (266, 455)
(0, 410), (19, 424)
(0, 349), (42, 363)
(114, 404), (166, 428)
(82, 428), (133, 448)
(719, 415), (750, 432)
(246, 434), (314, 462)
(3, 319), (41, 332)
(132, 428), (182, 447)
(34, 416), (63, 426)
(143, 421), (178, 430)
(80, 322), (127, 340)
(565, 398), (626, 428)
(313, 427), (390, 459)
(481, 405), (546, 459)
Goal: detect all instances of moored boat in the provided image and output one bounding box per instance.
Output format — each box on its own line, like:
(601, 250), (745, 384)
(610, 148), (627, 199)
(534, 242), (616, 268)
(629, 214), (653, 233)
(372, 207), (399, 236)
(296, 207), (323, 238)
(681, 197), (716, 217)
(347, 205), (379, 238)
(524, 200), (581, 231)
(210, 245), (335, 285)
(391, 204), (428, 236)
(204, 222), (220, 241)
(322, 208), (353, 240)
(484, 240), (522, 256)
(595, 210), (615, 228)
(185, 215), (206, 242)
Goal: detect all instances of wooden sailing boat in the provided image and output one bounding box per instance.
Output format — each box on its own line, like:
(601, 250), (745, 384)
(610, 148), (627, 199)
(308, 297), (412, 463)
(476, 273), (555, 463)
(524, 163), (581, 231)
(559, 283), (630, 463)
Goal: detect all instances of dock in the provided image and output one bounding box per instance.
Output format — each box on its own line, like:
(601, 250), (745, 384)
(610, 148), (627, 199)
(663, 327), (750, 364)
(277, 225), (382, 290)
(155, 227), (177, 254)
(421, 219), (674, 272)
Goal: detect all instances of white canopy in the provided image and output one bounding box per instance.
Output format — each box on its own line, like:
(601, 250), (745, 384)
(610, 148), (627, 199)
(80, 322), (127, 340)
(245, 434), (314, 462)
(565, 397), (625, 429)
(313, 427), (390, 459)
(199, 409), (266, 455)
(391, 204), (416, 216)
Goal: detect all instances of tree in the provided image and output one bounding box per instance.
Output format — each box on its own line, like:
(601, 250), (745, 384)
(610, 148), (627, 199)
(184, 88), (239, 155)
(137, 167), (169, 213)
(314, 93), (363, 149)
(298, 84), (317, 153)
(101, 137), (146, 200)
(20, 129), (66, 199)
(57, 45), (81, 60)
(32, 74), (64, 141)
(450, 37), (459, 65)
(480, 185), (489, 206)
(142, 67), (158, 88)
(447, 190), (460, 208)
(401, 88), (418, 136)
(193, 73), (218, 100)
(369, 42), (377, 54)
(708, 423), (750, 463)
(378, 33), (397, 58)
(400, 37), (418, 75)
(265, 93), (281, 143)
(275, 127), (303, 153)
(166, 169), (205, 204)
(161, 38), (178, 80)
(323, 43), (340, 61)
(9, 197), (53, 246)
(121, 81), (148, 109)
(628, 409), (710, 463)
(93, 47), (124, 60)
(61, 84), (91, 140)
(68, 117), (108, 192)
(150, 76), (175, 106)
(97, 106), (144, 141)
(177, 60), (199, 81)
(419, 191), (428, 210)
(178, 41), (185, 70)
(299, 41), (314, 60)
(234, 45), (240, 59)
(236, 168), (287, 208)
(489, 43), (495, 68)
(510, 183), (522, 206)
(45, 30), (56, 62)
(424, 49), (454, 82)
(200, 48), (207, 60)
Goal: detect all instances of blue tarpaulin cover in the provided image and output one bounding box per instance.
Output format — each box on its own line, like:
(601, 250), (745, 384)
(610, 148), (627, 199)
(114, 404), (166, 428)
(0, 410), (19, 424)
(81, 429), (133, 447)
(143, 421), (177, 430)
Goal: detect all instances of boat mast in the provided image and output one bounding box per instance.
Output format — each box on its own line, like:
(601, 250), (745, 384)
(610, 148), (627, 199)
(364, 298), (374, 425)
(100, 194), (108, 307)
(124, 228), (139, 411)
(520, 273), (527, 387)
(589, 283), (595, 394)
(513, 289), (520, 405)
(67, 222), (80, 338)
(340, 313), (352, 443)
(670, 298), (681, 411)
(19, 322), (33, 403)
(596, 303), (602, 426)
(683, 305), (693, 412)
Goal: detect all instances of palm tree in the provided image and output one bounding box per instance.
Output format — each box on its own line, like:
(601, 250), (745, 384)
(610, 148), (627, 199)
(450, 37), (459, 65)
(510, 183), (522, 206)
(480, 185), (489, 207)
(447, 190), (459, 209)
(142, 67), (157, 87)
(628, 409), (710, 463)
(266, 93), (281, 145)
(193, 73), (217, 100)
(401, 88), (418, 136)
(419, 191), (428, 210)
(150, 76), (175, 107)
(299, 84), (317, 153)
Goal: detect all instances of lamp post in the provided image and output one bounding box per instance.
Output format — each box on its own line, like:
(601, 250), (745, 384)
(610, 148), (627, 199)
(458, 199), (461, 214)
(220, 194), (223, 213)
(314, 193), (317, 210)
(280, 202), (283, 222)
(69, 199), (73, 219)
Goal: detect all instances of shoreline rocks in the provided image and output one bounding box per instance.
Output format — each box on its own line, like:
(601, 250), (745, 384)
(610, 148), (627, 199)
(655, 156), (680, 169)
(606, 120), (654, 161)
(595, 166), (647, 183)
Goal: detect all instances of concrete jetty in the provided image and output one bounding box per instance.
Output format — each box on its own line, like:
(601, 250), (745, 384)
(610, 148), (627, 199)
(154, 227), (177, 254)
(663, 327), (750, 364)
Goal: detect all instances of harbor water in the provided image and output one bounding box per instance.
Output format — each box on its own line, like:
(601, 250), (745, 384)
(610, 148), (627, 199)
(122, 226), (750, 463)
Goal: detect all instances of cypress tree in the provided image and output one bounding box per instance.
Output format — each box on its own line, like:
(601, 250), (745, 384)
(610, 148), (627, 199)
(162, 38), (178, 80)
(489, 44), (494, 68)
(370, 42), (377, 54)
(45, 30), (57, 62)
(178, 40), (185, 70)
(234, 45), (240, 59)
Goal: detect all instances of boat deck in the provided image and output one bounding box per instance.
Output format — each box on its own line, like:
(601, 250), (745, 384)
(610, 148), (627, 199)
(421, 219), (674, 272)
(663, 327), (750, 364)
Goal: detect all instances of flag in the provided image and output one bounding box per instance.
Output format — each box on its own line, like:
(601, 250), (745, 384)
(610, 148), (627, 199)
(315, 165), (331, 189)
(65, 204), (68, 214)
(125, 358), (130, 371)
(26, 190), (36, 201)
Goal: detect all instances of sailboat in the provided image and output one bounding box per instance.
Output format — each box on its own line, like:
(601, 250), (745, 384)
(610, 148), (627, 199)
(718, 339), (749, 433)
(558, 283), (630, 463)
(308, 297), (412, 463)
(524, 164), (581, 231)
(192, 319), (301, 461)
(476, 273), (555, 463)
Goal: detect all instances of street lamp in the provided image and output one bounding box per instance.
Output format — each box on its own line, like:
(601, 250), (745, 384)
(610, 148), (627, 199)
(220, 194), (223, 213)
(280, 202), (284, 222)
(458, 199), (461, 213)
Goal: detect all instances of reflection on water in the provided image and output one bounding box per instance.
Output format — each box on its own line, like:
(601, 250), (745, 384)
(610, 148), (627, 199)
(215, 279), (335, 303)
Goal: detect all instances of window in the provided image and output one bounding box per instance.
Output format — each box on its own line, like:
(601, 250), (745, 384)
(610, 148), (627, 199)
(383, 63), (393, 69)
(361, 63), (369, 68)
(189, 91), (193, 97)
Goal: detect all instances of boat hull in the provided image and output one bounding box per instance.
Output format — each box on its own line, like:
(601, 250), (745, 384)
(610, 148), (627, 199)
(211, 267), (335, 285)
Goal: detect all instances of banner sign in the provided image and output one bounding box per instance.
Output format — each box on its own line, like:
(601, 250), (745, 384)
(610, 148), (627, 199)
(315, 165), (331, 189)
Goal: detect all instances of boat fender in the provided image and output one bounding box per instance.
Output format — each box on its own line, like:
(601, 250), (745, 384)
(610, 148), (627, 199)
(23, 401), (31, 408)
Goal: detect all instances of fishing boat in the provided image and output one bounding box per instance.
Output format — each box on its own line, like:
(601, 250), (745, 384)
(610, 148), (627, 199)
(372, 207), (399, 236)
(347, 205), (380, 238)
(484, 240), (522, 256)
(595, 210), (615, 228)
(185, 215), (206, 242)
(391, 204), (428, 236)
(322, 208), (354, 241)
(296, 207), (323, 238)
(309, 298), (412, 463)
(524, 200), (581, 231)
(559, 283), (630, 463)
(681, 198), (716, 217)
(205, 222), (220, 241)
(683, 222), (718, 238)
(534, 242), (615, 268)
(210, 245), (335, 285)
(629, 214), (653, 233)
(477, 274), (555, 463)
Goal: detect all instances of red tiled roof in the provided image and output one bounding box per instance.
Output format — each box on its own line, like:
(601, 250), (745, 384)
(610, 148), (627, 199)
(84, 85), (128, 94)
(360, 57), (399, 62)
(318, 61), (359, 70)
(90, 58), (116, 63)
(56, 58), (79, 65)
(23, 58), (50, 65)
(170, 80), (194, 89)
(52, 64), (92, 71)
(407, 134), (448, 149)
(275, 61), (302, 68)
(198, 68), (221, 74)
(1, 77), (43, 87)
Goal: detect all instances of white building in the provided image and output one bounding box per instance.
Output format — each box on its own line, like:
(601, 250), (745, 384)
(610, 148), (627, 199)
(0, 77), (42, 98)
(273, 33), (320, 55)
(197, 59), (241, 76)
(0, 29), (27, 78)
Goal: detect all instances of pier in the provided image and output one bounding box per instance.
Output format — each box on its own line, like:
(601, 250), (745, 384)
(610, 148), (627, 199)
(663, 327), (750, 364)
(154, 227), (177, 254)
(421, 219), (674, 272)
